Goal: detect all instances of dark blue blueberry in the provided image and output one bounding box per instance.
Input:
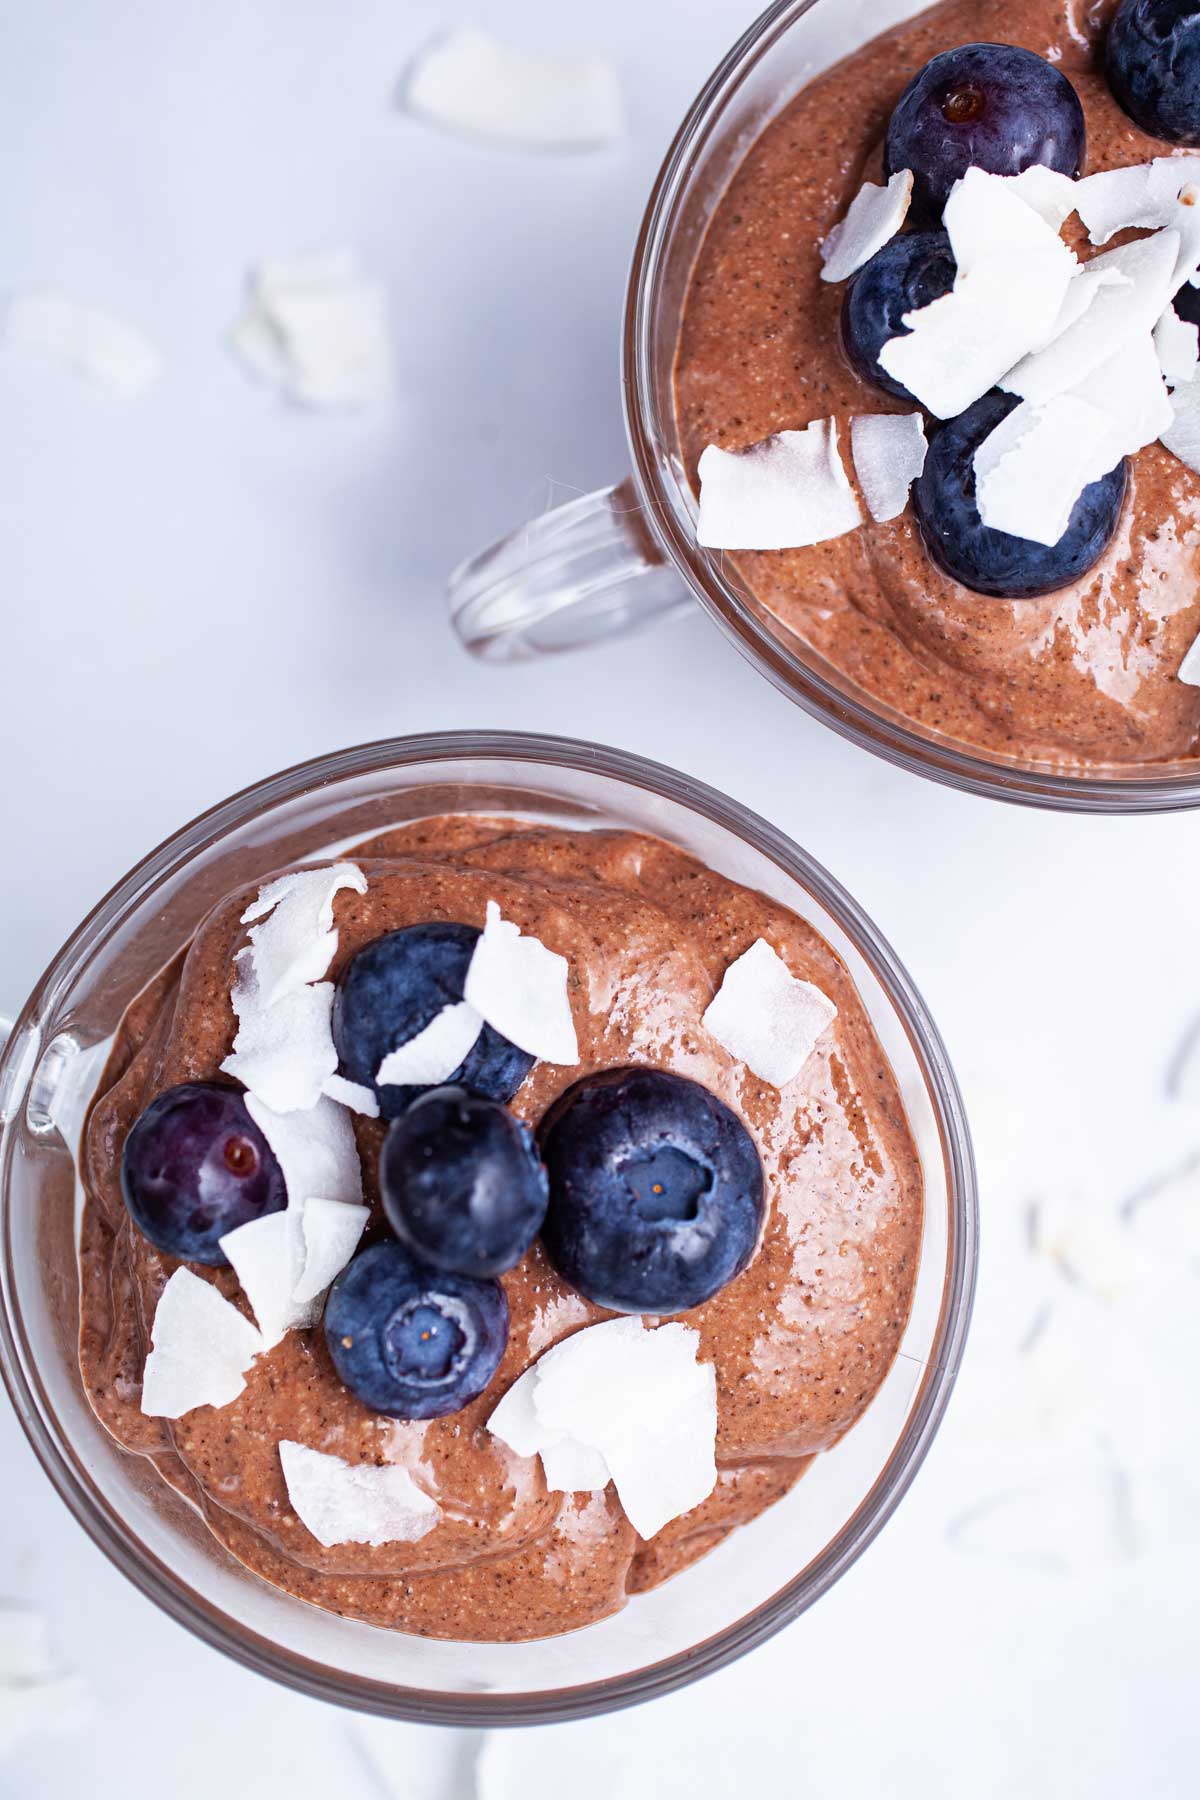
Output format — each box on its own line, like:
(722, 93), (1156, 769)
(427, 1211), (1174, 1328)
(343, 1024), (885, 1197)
(885, 43), (1086, 214)
(332, 923), (534, 1121)
(912, 391), (1128, 599)
(120, 1081), (286, 1265)
(538, 1067), (764, 1315)
(380, 1086), (549, 1278)
(324, 1240), (508, 1420)
(842, 230), (957, 402)
(1108, 0), (1200, 144)
(1176, 279), (1200, 327)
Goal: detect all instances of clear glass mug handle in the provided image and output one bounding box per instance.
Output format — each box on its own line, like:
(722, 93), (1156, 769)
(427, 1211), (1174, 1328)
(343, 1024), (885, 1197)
(447, 478), (693, 660)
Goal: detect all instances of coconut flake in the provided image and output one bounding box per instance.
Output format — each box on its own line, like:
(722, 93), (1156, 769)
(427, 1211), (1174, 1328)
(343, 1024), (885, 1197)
(702, 938), (837, 1088)
(245, 1092), (363, 1209)
(488, 1363), (612, 1492)
(279, 1440), (439, 1548)
(140, 1269), (263, 1418)
(221, 979), (339, 1113)
(977, 333), (1169, 546)
(1156, 305), (1200, 387)
(229, 255), (390, 409)
(321, 1073), (380, 1118)
(696, 420), (863, 551)
(3, 294), (162, 397)
(489, 1318), (717, 1539)
(239, 864), (366, 1007)
(1178, 629), (1200, 685)
(820, 169), (913, 284)
(403, 28), (623, 150)
(376, 1000), (484, 1089)
(850, 412), (928, 521)
(293, 1198), (371, 1304)
(221, 1199), (369, 1344)
(880, 169), (1077, 418)
(975, 393), (1113, 546)
(220, 863), (365, 1112)
(1161, 364), (1200, 473)
(1074, 155), (1200, 245)
(1002, 164), (1079, 230)
(1003, 230), (1180, 404)
(463, 901), (578, 1065)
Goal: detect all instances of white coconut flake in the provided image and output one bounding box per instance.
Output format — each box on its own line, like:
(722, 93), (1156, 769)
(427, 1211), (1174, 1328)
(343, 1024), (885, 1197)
(820, 169), (913, 284)
(463, 902), (578, 1065)
(221, 1197), (369, 1346)
(977, 333), (1169, 546)
(140, 1268), (263, 1418)
(488, 1361), (612, 1494)
(229, 255), (390, 409)
(1074, 165), (1164, 244)
(0, 1615), (93, 1757)
(850, 412), (928, 521)
(293, 1198), (371, 1304)
(403, 28), (623, 150)
(880, 169), (1077, 418)
(1156, 305), (1200, 387)
(321, 1073), (380, 1118)
(1178, 628), (1200, 685)
(376, 1000), (484, 1089)
(1002, 164), (1079, 230)
(3, 294), (163, 397)
(221, 979), (339, 1113)
(696, 421), (863, 551)
(489, 1318), (716, 1538)
(702, 938), (837, 1088)
(1003, 230), (1180, 404)
(245, 1092), (364, 1210)
(279, 1440), (440, 1548)
(975, 393), (1113, 546)
(1162, 364), (1200, 474)
(239, 863), (366, 1007)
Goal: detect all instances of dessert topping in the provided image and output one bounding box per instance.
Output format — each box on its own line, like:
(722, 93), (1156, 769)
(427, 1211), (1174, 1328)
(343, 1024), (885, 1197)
(278, 1440), (439, 1548)
(403, 27), (623, 150)
(488, 1316), (717, 1541)
(702, 938), (837, 1087)
(140, 1267), (263, 1418)
(820, 169), (914, 284)
(376, 999), (483, 1090)
(851, 412), (929, 522)
(462, 901), (579, 1065)
(696, 420), (861, 551)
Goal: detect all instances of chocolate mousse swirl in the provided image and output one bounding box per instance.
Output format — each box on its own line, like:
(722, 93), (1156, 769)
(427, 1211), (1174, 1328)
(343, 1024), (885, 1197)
(675, 0), (1200, 768)
(79, 819), (922, 1641)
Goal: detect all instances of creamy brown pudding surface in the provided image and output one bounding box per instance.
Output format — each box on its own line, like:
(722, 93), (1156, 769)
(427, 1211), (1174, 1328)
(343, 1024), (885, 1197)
(79, 819), (922, 1642)
(675, 0), (1200, 768)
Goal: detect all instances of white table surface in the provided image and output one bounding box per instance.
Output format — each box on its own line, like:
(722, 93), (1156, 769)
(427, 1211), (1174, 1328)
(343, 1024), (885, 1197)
(1, 1), (1198, 1795)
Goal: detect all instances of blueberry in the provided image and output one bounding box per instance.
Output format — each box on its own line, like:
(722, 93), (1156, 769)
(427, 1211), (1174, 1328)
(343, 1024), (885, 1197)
(842, 230), (957, 401)
(1108, 0), (1200, 144)
(885, 43), (1086, 214)
(324, 1240), (508, 1419)
(332, 923), (534, 1121)
(912, 391), (1128, 599)
(120, 1081), (286, 1265)
(1177, 279), (1200, 327)
(539, 1068), (764, 1315)
(380, 1086), (549, 1278)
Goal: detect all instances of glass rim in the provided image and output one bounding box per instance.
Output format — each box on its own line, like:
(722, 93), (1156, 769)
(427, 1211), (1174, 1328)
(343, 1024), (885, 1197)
(621, 0), (1200, 815)
(0, 729), (978, 1725)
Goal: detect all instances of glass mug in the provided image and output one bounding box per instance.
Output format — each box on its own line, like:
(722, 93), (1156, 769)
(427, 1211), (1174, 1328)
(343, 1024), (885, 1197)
(449, 0), (1200, 815)
(0, 733), (976, 1725)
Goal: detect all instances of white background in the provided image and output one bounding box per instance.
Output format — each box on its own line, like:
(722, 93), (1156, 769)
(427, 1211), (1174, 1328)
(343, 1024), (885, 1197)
(1, 1), (1198, 1795)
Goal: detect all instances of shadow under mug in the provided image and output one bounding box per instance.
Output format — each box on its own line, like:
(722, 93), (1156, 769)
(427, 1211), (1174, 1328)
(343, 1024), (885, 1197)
(448, 0), (1200, 815)
(0, 732), (976, 1725)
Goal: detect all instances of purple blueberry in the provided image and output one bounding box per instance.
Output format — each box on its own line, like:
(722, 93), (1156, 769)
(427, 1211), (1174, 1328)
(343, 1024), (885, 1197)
(912, 392), (1128, 599)
(120, 1081), (286, 1265)
(332, 923), (534, 1121)
(1176, 279), (1200, 327)
(1108, 0), (1200, 144)
(324, 1240), (508, 1420)
(885, 43), (1086, 214)
(380, 1086), (549, 1278)
(842, 229), (957, 401)
(539, 1067), (764, 1315)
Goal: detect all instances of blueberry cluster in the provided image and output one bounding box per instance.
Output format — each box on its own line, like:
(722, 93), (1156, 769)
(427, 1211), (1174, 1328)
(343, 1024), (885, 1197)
(121, 926), (765, 1422)
(835, 17), (1200, 599)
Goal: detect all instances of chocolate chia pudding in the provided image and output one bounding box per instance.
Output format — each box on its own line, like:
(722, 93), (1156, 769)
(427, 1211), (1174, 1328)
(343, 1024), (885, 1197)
(78, 815), (922, 1643)
(674, 0), (1200, 769)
